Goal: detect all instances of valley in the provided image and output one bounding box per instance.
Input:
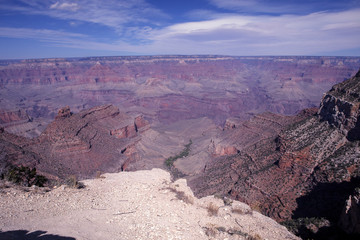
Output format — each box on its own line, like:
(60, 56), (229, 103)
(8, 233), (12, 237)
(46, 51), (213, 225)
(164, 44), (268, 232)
(1, 55), (360, 239)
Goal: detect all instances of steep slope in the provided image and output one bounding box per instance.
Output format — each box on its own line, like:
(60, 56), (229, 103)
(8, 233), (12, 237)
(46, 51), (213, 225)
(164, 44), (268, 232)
(189, 69), (360, 238)
(318, 70), (360, 141)
(0, 105), (149, 180)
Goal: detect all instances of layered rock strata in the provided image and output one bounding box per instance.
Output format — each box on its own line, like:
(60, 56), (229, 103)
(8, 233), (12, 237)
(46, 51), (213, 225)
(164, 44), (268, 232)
(0, 105), (149, 179)
(189, 70), (360, 238)
(1, 56), (359, 137)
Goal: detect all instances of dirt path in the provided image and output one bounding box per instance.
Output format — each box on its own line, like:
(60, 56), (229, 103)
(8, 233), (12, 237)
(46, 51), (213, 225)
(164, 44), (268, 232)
(0, 168), (299, 240)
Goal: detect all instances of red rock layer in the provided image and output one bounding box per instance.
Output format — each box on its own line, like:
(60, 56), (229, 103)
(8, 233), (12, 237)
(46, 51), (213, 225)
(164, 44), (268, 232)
(0, 105), (149, 179)
(189, 71), (360, 230)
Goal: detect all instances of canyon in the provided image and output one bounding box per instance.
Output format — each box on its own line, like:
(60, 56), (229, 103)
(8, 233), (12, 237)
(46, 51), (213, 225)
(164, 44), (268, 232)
(1, 56), (359, 138)
(1, 55), (360, 239)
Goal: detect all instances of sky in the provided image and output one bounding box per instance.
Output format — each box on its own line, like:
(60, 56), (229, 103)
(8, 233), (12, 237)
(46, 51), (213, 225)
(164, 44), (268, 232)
(0, 0), (360, 59)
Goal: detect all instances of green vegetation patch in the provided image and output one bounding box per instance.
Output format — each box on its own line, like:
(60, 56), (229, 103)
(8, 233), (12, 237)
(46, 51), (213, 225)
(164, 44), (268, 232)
(281, 217), (329, 236)
(2, 165), (47, 187)
(165, 139), (192, 168)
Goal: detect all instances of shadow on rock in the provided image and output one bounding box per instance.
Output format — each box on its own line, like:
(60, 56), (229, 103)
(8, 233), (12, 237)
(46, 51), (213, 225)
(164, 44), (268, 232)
(0, 230), (76, 240)
(290, 177), (360, 240)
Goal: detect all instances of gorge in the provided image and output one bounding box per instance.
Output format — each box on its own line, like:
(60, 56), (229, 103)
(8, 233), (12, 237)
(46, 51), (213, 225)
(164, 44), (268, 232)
(1, 55), (360, 239)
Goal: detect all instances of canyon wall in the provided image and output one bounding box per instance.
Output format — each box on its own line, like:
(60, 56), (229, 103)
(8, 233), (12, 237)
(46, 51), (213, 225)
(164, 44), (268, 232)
(1, 56), (359, 137)
(189, 69), (360, 238)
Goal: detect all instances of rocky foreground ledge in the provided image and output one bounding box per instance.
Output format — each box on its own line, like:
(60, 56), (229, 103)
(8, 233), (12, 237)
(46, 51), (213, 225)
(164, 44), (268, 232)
(0, 169), (298, 240)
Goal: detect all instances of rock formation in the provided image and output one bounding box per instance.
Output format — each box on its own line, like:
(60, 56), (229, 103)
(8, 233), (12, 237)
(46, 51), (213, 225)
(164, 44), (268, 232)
(1, 56), (360, 239)
(1, 56), (359, 137)
(188, 69), (360, 239)
(318, 70), (360, 141)
(0, 168), (299, 240)
(338, 188), (360, 234)
(0, 105), (149, 180)
(0, 109), (31, 125)
(55, 106), (72, 119)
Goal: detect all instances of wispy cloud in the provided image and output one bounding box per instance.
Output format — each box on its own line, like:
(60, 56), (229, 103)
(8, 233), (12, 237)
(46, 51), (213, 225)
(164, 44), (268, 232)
(145, 8), (360, 55)
(0, 26), (135, 53)
(0, 0), (359, 57)
(49, 2), (80, 11)
(0, 27), (86, 41)
(209, 0), (358, 14)
(5, 0), (168, 34)
(1, 8), (360, 56)
(210, 0), (259, 9)
(209, 0), (299, 14)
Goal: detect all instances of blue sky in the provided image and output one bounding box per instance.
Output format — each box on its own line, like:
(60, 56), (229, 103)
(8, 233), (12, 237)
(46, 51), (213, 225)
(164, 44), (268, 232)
(0, 0), (360, 59)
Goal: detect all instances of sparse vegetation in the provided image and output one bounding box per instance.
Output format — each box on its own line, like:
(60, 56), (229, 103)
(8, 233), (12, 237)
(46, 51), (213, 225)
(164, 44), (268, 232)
(215, 226), (263, 239)
(204, 225), (217, 237)
(2, 165), (47, 187)
(165, 186), (194, 204)
(225, 228), (248, 237)
(248, 233), (263, 240)
(207, 202), (219, 216)
(65, 175), (85, 189)
(95, 171), (105, 179)
(165, 139), (192, 168)
(216, 226), (226, 232)
(281, 217), (329, 236)
(223, 196), (233, 206)
(232, 206), (253, 215)
(250, 201), (262, 213)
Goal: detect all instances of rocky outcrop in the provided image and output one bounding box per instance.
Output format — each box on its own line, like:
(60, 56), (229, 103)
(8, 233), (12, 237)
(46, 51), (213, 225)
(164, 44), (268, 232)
(110, 115), (149, 139)
(0, 168), (299, 240)
(110, 124), (138, 138)
(0, 105), (149, 180)
(0, 109), (31, 126)
(318, 70), (360, 140)
(223, 118), (239, 130)
(134, 115), (149, 129)
(0, 129), (41, 178)
(189, 70), (360, 239)
(339, 188), (360, 234)
(213, 145), (239, 156)
(55, 106), (72, 119)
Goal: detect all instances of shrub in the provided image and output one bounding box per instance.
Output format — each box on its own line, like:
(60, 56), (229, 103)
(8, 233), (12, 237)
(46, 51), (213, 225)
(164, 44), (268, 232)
(95, 171), (105, 179)
(281, 217), (329, 236)
(166, 186), (194, 204)
(4, 166), (47, 187)
(250, 201), (262, 213)
(65, 175), (85, 189)
(232, 206), (252, 215)
(204, 225), (217, 237)
(247, 233), (262, 240)
(207, 202), (219, 216)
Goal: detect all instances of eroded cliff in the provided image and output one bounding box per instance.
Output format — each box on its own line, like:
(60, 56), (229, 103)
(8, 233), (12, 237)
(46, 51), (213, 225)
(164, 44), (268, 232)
(0, 105), (149, 180)
(189, 69), (360, 239)
(1, 56), (359, 137)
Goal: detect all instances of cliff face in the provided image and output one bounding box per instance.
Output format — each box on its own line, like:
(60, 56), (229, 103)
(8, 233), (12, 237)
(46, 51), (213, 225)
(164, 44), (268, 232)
(338, 188), (360, 234)
(189, 69), (360, 238)
(1, 56), (358, 85)
(1, 56), (359, 137)
(318, 70), (360, 140)
(0, 109), (31, 125)
(0, 105), (149, 179)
